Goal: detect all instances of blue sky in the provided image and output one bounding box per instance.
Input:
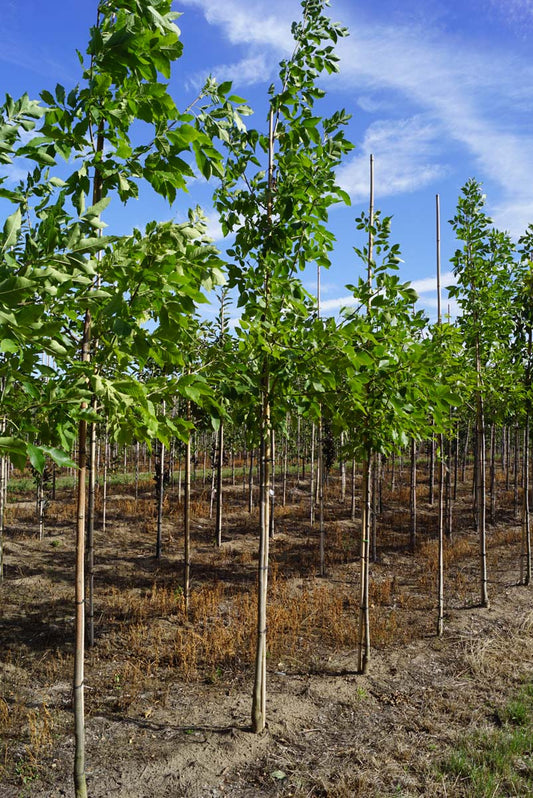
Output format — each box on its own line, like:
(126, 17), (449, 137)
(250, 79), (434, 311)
(2, 0), (533, 322)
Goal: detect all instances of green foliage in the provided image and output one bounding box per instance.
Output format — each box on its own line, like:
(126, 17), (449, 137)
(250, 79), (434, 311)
(448, 178), (518, 425)
(0, 0), (248, 469)
(327, 211), (460, 458)
(212, 0), (353, 434)
(439, 683), (533, 797)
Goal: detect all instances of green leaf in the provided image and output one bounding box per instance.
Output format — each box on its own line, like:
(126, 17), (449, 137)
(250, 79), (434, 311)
(27, 443), (45, 473)
(41, 446), (77, 469)
(0, 338), (18, 353)
(83, 196), (111, 219)
(337, 188), (351, 206)
(2, 207), (21, 252)
(0, 437), (27, 470)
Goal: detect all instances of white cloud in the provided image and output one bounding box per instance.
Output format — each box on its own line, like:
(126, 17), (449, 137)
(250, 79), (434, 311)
(180, 0), (294, 51)
(356, 95), (391, 113)
(181, 0), (533, 238)
(410, 270), (456, 295)
(333, 18), (533, 225)
(492, 199), (533, 238)
(320, 294), (357, 313)
(418, 295), (459, 321)
(338, 116), (447, 202)
(204, 211), (225, 242)
(188, 53), (271, 91)
(316, 269), (458, 318)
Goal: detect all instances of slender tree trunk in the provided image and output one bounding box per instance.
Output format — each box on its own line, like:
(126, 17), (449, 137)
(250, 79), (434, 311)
(248, 449), (254, 513)
(74, 314), (90, 798)
(282, 419), (289, 507)
(371, 453), (378, 562)
(86, 416), (97, 648)
(209, 434), (216, 520)
(428, 434), (435, 506)
(215, 421), (224, 547)
(514, 425), (520, 519)
(340, 431), (346, 504)
(505, 425), (510, 492)
(0, 454), (5, 583)
(489, 423), (496, 524)
(297, 416), (307, 487)
(453, 423), (459, 501)
(446, 426), (453, 539)
(252, 381), (271, 733)
(350, 458), (356, 522)
(318, 415), (325, 574)
(270, 429), (277, 539)
(37, 475), (45, 540)
(102, 429), (108, 534)
(522, 418), (531, 585)
(524, 327), (532, 585)
(134, 440), (140, 502)
(73, 110), (105, 796)
(184, 415), (191, 614)
(436, 193), (445, 636)
(155, 435), (165, 560)
(475, 353), (489, 608)
(252, 108), (274, 735)
(437, 433), (445, 636)
(310, 423), (315, 526)
(461, 422), (470, 483)
(358, 452), (371, 674)
(410, 439), (417, 552)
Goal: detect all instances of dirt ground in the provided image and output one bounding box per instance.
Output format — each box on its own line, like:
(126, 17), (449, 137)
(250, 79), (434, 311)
(1, 468), (533, 797)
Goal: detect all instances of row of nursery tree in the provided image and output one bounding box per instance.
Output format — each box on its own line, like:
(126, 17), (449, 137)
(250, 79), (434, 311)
(1, 1), (533, 795)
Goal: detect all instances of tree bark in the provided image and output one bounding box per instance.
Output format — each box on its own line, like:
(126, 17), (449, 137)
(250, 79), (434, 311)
(252, 387), (271, 733)
(358, 452), (371, 674)
(86, 417), (97, 648)
(409, 440), (417, 552)
(0, 454), (6, 583)
(522, 419), (531, 585)
(184, 416), (191, 614)
(74, 313), (90, 798)
(475, 356), (489, 608)
(437, 433), (445, 637)
(215, 421), (224, 546)
(155, 435), (165, 560)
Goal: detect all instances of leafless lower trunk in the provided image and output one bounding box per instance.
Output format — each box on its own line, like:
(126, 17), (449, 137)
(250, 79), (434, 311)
(358, 452), (371, 674)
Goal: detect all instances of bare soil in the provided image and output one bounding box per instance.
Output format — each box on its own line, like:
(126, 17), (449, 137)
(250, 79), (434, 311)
(1, 467), (533, 797)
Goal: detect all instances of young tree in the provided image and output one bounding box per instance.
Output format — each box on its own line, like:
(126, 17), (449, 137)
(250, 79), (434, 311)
(0, 3), (248, 794)
(214, 0), (352, 732)
(328, 211), (459, 672)
(449, 179), (515, 608)
(514, 225), (533, 583)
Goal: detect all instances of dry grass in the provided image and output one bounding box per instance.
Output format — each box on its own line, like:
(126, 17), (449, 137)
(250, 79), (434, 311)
(0, 697), (55, 785)
(94, 572), (363, 686)
(1, 460), (531, 793)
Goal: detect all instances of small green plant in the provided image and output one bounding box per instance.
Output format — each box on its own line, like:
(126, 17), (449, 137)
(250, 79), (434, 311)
(14, 758), (39, 785)
(439, 683), (533, 796)
(206, 666), (223, 684)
